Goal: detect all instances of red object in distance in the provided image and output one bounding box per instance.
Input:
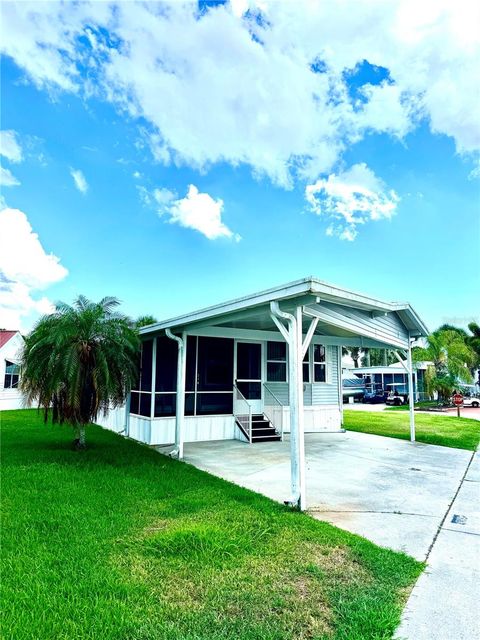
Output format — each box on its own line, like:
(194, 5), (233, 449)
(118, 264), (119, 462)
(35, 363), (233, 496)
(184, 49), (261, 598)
(453, 394), (463, 406)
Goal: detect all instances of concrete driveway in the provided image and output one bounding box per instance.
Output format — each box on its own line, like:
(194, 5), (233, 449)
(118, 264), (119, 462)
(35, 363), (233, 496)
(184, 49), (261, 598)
(182, 432), (479, 639)
(183, 431), (472, 561)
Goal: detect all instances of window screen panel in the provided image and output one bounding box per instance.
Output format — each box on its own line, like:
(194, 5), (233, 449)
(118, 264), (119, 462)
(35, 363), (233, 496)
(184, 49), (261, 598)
(139, 392), (151, 417)
(155, 337), (178, 392)
(267, 362), (287, 382)
(314, 364), (326, 383)
(266, 341), (287, 382)
(302, 363), (310, 382)
(267, 341), (286, 361)
(140, 340), (153, 391)
(313, 344), (326, 362)
(197, 337), (234, 391)
(236, 342), (261, 380)
(237, 381), (261, 400)
(196, 392), (233, 415)
(185, 336), (197, 392)
(130, 391), (140, 415)
(185, 392), (195, 416)
(154, 393), (176, 417)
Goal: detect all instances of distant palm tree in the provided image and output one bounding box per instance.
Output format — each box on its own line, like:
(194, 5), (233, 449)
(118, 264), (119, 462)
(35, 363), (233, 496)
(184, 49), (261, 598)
(467, 322), (480, 384)
(414, 329), (475, 401)
(135, 314), (158, 329)
(21, 296), (140, 449)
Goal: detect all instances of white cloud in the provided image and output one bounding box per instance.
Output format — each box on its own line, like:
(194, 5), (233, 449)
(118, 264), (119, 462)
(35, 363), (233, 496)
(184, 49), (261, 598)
(0, 167), (21, 187)
(153, 187), (176, 206)
(0, 1), (478, 190)
(70, 167), (88, 194)
(157, 184), (240, 241)
(0, 130), (23, 163)
(0, 208), (68, 329)
(468, 160), (480, 180)
(305, 163), (399, 240)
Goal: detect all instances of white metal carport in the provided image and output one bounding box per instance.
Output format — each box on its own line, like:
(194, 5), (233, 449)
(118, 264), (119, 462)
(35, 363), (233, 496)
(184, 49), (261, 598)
(139, 277), (428, 510)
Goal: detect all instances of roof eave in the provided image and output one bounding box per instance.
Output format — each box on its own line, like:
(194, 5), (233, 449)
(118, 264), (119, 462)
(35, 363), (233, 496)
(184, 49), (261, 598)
(139, 277), (429, 339)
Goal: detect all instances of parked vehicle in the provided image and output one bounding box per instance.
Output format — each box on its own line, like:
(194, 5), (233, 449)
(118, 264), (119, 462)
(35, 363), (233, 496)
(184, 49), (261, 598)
(385, 383), (409, 406)
(363, 389), (388, 404)
(462, 395), (480, 408)
(458, 385), (480, 408)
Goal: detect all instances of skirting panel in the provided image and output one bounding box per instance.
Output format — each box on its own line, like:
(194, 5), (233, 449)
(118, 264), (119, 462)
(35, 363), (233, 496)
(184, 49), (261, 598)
(147, 415), (236, 446)
(96, 409), (236, 446)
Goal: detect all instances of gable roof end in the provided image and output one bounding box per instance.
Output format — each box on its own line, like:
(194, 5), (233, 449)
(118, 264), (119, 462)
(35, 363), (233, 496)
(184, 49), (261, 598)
(0, 330), (19, 349)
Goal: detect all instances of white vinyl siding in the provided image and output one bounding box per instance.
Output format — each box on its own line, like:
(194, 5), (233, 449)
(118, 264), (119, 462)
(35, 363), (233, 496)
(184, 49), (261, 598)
(264, 345), (339, 406)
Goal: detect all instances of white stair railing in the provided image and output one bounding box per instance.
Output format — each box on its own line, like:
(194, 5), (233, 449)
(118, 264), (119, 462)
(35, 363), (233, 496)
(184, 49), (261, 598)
(263, 384), (285, 441)
(233, 384), (252, 443)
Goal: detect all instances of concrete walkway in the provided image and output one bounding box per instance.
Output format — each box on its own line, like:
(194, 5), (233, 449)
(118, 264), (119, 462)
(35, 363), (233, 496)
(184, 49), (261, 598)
(395, 451), (480, 640)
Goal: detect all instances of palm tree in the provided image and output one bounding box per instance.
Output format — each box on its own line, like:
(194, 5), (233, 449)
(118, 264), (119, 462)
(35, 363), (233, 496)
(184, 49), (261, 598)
(20, 296), (140, 450)
(467, 322), (480, 384)
(135, 314), (158, 329)
(414, 329), (476, 401)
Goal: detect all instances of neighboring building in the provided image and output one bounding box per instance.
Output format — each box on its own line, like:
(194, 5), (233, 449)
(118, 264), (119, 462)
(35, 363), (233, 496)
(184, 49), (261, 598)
(98, 277), (428, 509)
(344, 361), (428, 401)
(0, 330), (24, 410)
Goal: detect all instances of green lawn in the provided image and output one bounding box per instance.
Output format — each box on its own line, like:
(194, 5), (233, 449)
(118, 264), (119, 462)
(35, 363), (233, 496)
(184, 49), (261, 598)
(385, 401), (441, 412)
(344, 409), (480, 450)
(1, 410), (422, 640)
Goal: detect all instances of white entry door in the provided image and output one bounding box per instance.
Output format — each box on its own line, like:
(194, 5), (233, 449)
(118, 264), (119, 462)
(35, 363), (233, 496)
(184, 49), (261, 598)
(235, 342), (263, 415)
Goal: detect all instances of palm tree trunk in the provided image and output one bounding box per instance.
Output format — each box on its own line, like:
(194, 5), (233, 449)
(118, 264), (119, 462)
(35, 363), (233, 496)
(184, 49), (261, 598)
(74, 425), (87, 450)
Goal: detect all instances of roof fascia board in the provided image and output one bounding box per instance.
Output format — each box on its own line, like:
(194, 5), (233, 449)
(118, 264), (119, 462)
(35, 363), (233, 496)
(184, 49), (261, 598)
(310, 279), (402, 311)
(303, 305), (409, 349)
(310, 279), (427, 336)
(139, 276), (427, 339)
(139, 279), (312, 335)
(139, 287), (317, 335)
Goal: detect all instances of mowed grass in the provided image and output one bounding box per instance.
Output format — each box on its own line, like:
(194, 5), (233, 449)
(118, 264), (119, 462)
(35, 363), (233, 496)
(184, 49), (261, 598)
(1, 410), (423, 640)
(344, 409), (480, 450)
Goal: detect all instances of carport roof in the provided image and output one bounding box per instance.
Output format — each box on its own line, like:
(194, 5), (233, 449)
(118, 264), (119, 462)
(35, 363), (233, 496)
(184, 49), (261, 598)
(140, 277), (428, 340)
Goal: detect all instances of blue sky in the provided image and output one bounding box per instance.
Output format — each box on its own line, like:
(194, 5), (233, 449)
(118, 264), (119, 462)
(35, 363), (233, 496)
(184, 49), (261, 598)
(0, 1), (479, 332)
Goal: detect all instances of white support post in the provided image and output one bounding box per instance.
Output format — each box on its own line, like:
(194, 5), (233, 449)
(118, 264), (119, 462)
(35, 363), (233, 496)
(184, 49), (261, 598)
(393, 349), (409, 371)
(248, 404), (252, 444)
(166, 329), (186, 459)
(302, 316), (319, 359)
(271, 314), (290, 342)
(287, 312), (300, 507)
(270, 301), (305, 510)
(150, 337), (157, 419)
(295, 306), (306, 511)
(406, 336), (416, 442)
(337, 345), (344, 426)
(125, 393), (131, 437)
